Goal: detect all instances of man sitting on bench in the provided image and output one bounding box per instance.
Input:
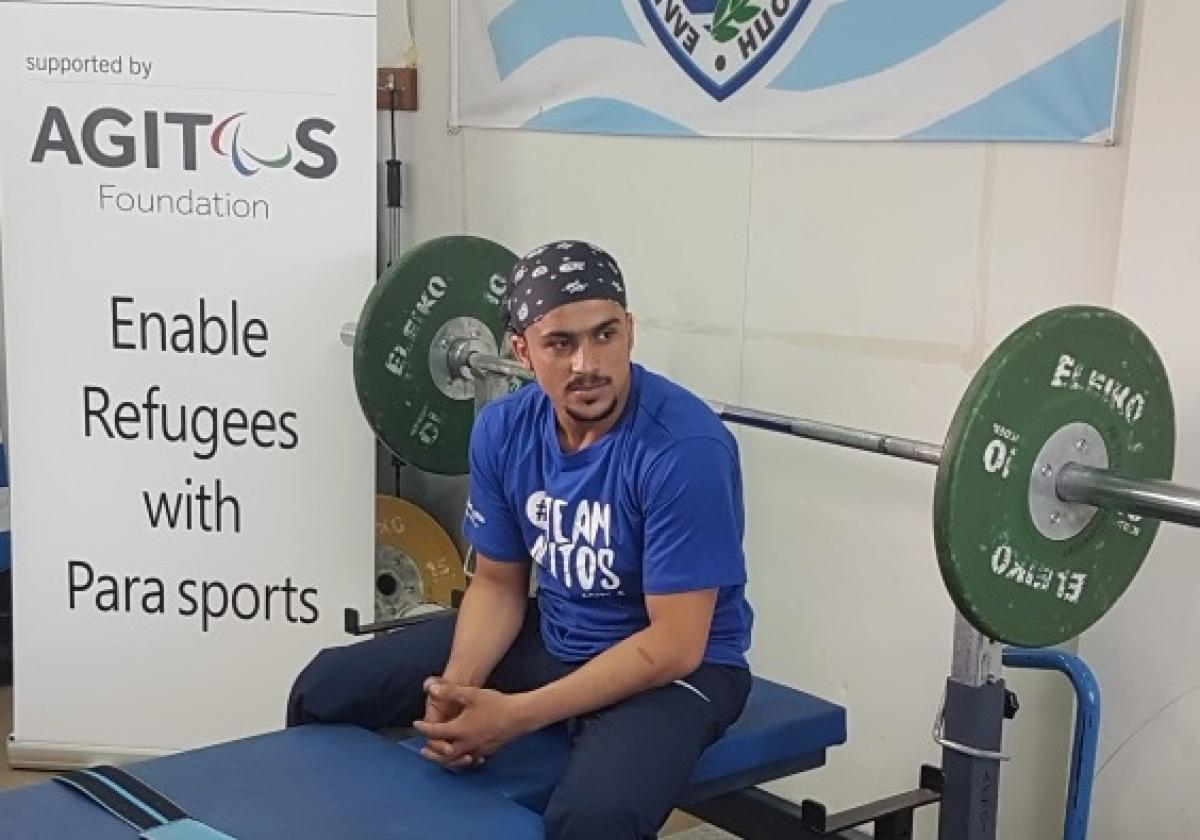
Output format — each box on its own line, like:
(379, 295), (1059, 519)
(287, 240), (755, 840)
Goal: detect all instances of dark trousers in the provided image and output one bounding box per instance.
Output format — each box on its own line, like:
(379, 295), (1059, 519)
(287, 605), (751, 840)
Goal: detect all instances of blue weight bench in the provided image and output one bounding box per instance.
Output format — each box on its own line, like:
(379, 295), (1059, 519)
(0, 678), (845, 839)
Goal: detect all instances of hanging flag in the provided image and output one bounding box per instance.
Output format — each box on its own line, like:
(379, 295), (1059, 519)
(453, 0), (1126, 142)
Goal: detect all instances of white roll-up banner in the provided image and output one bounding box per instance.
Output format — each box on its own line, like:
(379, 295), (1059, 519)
(0, 0), (376, 762)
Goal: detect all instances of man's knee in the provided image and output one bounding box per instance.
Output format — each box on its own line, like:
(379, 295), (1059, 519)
(284, 627), (450, 729)
(285, 646), (342, 727)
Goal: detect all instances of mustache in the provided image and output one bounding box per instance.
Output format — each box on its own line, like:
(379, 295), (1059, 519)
(567, 375), (611, 391)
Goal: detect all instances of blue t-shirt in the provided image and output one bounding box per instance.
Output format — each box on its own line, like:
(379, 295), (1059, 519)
(463, 363), (753, 668)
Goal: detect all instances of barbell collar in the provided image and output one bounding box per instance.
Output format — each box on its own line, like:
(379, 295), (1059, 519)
(1057, 464), (1200, 529)
(463, 349), (531, 382)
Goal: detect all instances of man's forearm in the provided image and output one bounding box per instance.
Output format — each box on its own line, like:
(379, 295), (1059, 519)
(516, 624), (696, 732)
(441, 573), (528, 687)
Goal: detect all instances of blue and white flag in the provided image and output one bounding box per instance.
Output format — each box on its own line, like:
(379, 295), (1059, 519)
(452, 0), (1126, 142)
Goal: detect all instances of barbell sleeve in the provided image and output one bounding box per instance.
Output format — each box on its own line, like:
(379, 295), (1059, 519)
(1057, 464), (1200, 530)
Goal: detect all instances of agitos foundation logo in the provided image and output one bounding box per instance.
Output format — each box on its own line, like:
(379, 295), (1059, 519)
(30, 106), (338, 179)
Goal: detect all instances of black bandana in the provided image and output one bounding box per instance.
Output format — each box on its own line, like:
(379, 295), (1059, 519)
(505, 240), (627, 333)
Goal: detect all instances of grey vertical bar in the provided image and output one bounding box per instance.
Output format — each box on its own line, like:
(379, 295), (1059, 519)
(938, 679), (1005, 840)
(939, 614), (1005, 840)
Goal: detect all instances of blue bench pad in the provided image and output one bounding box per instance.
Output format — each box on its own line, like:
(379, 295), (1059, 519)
(0, 725), (543, 840)
(402, 677), (847, 813)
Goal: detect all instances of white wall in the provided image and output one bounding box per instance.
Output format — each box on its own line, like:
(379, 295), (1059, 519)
(1080, 1), (1200, 837)
(383, 3), (1150, 838)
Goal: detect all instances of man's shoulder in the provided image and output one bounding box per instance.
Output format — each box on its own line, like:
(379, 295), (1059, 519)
(631, 366), (736, 458)
(475, 381), (545, 436)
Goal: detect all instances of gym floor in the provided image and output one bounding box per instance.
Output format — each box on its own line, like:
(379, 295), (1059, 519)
(0, 684), (721, 836)
(0, 686), (46, 791)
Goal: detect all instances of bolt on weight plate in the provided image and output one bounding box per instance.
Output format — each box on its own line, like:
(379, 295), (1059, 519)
(934, 306), (1175, 647)
(353, 236), (518, 474)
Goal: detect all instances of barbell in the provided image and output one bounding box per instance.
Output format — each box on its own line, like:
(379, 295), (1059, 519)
(345, 235), (1200, 648)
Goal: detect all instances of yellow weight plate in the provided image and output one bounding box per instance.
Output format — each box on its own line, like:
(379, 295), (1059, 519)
(375, 495), (465, 618)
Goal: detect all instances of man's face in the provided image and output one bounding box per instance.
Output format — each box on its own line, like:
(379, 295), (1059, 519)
(511, 299), (635, 426)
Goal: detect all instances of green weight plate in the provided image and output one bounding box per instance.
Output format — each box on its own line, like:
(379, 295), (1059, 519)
(934, 306), (1175, 647)
(354, 236), (518, 474)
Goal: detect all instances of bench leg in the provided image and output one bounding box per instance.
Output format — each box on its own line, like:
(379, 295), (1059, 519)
(684, 787), (838, 840)
(683, 765), (942, 840)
